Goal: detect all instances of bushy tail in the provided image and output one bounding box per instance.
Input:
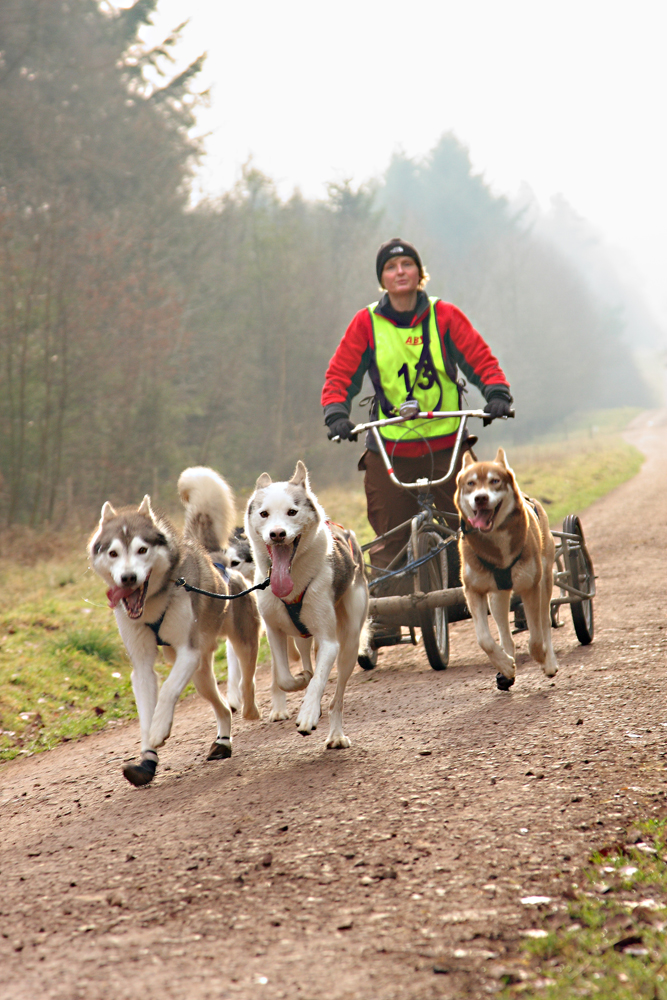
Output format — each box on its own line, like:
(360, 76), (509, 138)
(177, 467), (235, 552)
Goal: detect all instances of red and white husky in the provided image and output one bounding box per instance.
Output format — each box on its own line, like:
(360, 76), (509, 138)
(455, 448), (559, 689)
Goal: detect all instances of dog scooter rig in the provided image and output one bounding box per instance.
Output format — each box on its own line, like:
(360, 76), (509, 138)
(333, 405), (596, 672)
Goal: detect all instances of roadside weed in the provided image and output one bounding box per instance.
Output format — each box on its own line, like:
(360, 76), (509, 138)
(501, 819), (667, 998)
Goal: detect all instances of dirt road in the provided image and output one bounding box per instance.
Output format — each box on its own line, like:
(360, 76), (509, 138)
(1, 412), (666, 1000)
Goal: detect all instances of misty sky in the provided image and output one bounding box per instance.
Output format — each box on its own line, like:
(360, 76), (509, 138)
(139, 0), (667, 330)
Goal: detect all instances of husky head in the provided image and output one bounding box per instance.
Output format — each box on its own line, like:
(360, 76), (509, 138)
(454, 448), (518, 534)
(224, 526), (255, 584)
(89, 496), (177, 619)
(245, 460), (323, 599)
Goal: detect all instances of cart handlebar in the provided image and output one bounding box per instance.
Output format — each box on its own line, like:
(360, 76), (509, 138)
(331, 407), (514, 490)
(350, 408), (495, 436)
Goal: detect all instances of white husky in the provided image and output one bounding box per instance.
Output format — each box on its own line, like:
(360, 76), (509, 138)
(245, 461), (369, 748)
(90, 467), (261, 786)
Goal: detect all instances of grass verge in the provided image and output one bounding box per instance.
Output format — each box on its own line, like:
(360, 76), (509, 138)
(501, 818), (667, 998)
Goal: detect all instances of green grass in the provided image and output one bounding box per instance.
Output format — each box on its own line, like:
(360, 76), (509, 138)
(507, 436), (643, 526)
(501, 818), (667, 998)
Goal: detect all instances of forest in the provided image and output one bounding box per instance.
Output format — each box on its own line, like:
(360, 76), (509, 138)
(0, 0), (654, 526)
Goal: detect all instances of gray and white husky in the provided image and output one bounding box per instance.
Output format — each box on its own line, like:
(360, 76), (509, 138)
(90, 467), (261, 787)
(245, 461), (369, 748)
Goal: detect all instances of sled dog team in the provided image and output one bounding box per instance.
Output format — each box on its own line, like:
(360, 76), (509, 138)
(90, 451), (559, 787)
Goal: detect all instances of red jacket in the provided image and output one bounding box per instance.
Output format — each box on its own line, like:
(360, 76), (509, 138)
(322, 295), (510, 457)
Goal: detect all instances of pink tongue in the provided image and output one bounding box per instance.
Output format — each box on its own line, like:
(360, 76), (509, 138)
(270, 545), (294, 598)
(469, 509), (494, 530)
(106, 585), (136, 609)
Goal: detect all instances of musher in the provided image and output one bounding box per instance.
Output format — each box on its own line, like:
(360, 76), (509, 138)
(321, 236), (513, 576)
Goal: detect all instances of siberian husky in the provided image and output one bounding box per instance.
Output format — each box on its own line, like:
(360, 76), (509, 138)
(222, 527), (256, 713)
(90, 467), (261, 786)
(245, 461), (369, 748)
(454, 448), (559, 689)
(224, 526), (255, 582)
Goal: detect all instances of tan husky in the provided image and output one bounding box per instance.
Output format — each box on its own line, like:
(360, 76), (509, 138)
(454, 448), (558, 689)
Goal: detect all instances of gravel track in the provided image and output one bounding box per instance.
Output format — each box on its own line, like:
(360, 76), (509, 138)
(1, 411), (666, 1000)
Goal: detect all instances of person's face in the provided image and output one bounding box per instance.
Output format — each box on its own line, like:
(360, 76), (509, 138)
(381, 255), (421, 296)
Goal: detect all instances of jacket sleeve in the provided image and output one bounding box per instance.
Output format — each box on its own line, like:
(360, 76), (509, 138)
(436, 301), (511, 400)
(321, 308), (373, 420)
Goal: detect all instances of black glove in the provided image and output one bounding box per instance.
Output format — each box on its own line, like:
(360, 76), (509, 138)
(483, 390), (514, 427)
(326, 416), (358, 442)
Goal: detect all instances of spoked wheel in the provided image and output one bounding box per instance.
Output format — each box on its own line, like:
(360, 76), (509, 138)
(563, 514), (594, 645)
(416, 531), (449, 670)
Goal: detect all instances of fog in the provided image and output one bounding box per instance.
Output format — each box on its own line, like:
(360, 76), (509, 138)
(0, 0), (664, 526)
(140, 0), (667, 333)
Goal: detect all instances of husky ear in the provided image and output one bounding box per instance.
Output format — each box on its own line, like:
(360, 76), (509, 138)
(462, 451), (475, 469)
(100, 501), (116, 522)
(137, 495), (153, 517)
(289, 460), (309, 488)
(494, 447), (509, 468)
(255, 472), (272, 489)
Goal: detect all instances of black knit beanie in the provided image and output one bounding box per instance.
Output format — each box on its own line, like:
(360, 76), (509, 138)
(376, 238), (423, 283)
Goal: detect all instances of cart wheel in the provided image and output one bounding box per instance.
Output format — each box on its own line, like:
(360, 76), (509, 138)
(416, 532), (449, 671)
(563, 514), (594, 645)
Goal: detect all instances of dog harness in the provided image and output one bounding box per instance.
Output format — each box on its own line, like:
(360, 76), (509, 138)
(145, 608), (171, 646)
(146, 562), (232, 646)
(280, 588), (311, 638)
(475, 552), (522, 591)
(461, 497), (540, 591)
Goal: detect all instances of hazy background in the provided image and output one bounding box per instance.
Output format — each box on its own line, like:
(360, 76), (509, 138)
(142, 0), (667, 329)
(0, 0), (665, 526)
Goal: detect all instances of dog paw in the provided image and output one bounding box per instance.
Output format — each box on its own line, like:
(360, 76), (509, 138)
(122, 759), (157, 786)
(242, 703), (262, 721)
(495, 672), (515, 691)
(326, 733), (351, 749)
(206, 737), (232, 761)
(269, 708), (290, 722)
(296, 705), (321, 735)
(543, 664), (558, 678)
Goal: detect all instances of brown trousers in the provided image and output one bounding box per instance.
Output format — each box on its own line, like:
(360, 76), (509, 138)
(360, 445), (472, 571)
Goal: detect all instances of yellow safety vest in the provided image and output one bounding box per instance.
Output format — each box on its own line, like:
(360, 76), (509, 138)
(369, 297), (460, 442)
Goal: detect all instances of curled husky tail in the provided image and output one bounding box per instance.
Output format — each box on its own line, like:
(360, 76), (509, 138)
(177, 466), (235, 552)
